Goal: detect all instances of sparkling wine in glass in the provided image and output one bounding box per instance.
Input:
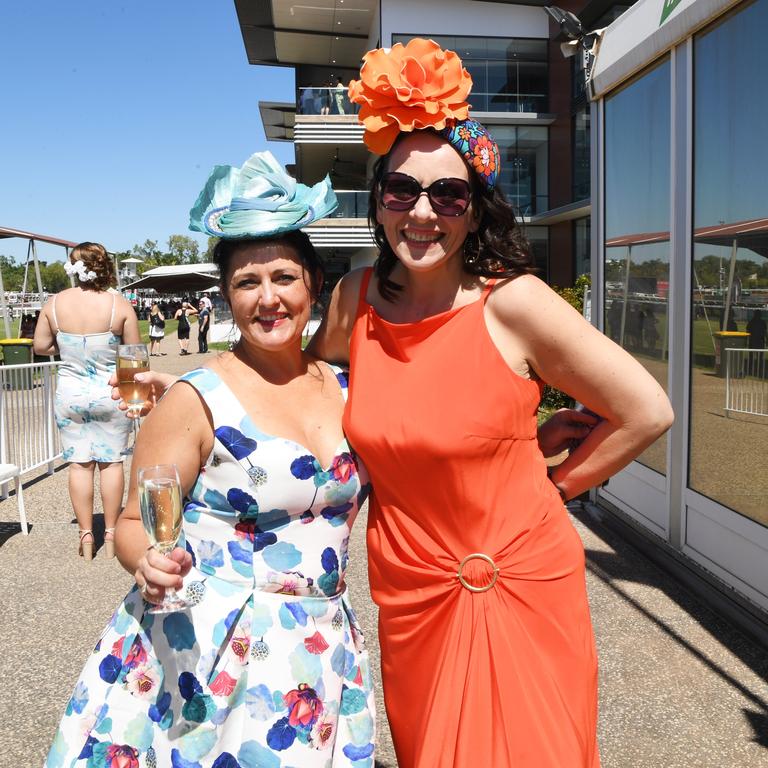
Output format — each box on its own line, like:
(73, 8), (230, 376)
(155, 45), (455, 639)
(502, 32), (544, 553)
(117, 344), (150, 455)
(138, 464), (188, 614)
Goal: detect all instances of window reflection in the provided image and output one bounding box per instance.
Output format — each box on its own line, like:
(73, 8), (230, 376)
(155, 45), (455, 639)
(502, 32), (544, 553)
(492, 125), (549, 216)
(604, 60), (671, 475)
(690, 0), (768, 526)
(392, 35), (548, 112)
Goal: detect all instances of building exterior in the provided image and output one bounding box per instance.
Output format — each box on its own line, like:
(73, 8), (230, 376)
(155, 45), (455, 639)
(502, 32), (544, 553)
(237, 0), (767, 639)
(589, 0), (768, 639)
(235, 0), (592, 290)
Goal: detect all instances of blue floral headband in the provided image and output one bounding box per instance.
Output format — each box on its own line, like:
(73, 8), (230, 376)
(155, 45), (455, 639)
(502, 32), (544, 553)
(189, 151), (338, 239)
(439, 120), (500, 191)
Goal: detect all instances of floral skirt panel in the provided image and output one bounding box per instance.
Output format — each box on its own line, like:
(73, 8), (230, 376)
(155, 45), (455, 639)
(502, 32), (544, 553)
(45, 366), (375, 768)
(54, 331), (131, 463)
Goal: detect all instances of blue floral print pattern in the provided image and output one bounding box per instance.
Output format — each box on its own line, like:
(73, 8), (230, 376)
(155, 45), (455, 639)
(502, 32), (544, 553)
(46, 366), (375, 768)
(54, 330), (131, 462)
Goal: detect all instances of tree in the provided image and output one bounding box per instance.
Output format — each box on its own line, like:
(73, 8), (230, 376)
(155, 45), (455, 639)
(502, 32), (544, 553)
(0, 255), (24, 291)
(40, 262), (69, 293)
(167, 235), (201, 265)
(203, 236), (219, 262)
(133, 240), (164, 274)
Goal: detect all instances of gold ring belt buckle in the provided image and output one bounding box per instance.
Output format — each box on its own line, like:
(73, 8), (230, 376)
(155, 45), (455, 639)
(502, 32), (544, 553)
(457, 552), (499, 593)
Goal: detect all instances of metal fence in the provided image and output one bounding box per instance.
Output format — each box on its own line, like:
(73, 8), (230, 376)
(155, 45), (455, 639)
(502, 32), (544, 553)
(725, 348), (767, 417)
(0, 361), (61, 495)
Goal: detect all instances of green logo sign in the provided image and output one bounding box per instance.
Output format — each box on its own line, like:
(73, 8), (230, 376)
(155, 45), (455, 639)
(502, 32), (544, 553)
(660, 0), (684, 24)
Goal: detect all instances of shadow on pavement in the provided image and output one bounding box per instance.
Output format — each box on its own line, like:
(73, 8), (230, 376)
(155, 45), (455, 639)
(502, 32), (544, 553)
(574, 505), (768, 752)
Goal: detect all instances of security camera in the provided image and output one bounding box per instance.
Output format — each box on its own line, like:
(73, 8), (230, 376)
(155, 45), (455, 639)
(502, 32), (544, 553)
(544, 6), (585, 40)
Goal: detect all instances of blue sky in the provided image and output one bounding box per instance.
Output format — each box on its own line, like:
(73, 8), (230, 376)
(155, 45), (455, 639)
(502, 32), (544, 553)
(0, 1), (295, 265)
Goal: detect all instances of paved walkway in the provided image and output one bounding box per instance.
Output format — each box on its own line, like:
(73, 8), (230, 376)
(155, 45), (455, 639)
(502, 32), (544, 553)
(1, 336), (766, 767)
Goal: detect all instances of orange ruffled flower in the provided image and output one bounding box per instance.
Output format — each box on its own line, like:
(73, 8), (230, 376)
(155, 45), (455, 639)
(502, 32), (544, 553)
(348, 38), (472, 155)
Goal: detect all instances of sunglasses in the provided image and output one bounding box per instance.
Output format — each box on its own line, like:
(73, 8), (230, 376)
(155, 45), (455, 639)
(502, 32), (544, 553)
(379, 172), (472, 217)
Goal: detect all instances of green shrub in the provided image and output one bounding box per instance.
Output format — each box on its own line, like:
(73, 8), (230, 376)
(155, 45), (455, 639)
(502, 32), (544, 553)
(540, 274), (591, 411)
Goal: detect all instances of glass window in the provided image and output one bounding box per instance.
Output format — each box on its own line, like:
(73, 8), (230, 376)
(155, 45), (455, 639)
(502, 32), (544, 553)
(604, 59), (671, 476)
(690, 0), (768, 526)
(573, 105), (590, 200)
(391, 35), (548, 112)
(492, 124), (549, 216)
(523, 225), (549, 281)
(575, 217), (591, 279)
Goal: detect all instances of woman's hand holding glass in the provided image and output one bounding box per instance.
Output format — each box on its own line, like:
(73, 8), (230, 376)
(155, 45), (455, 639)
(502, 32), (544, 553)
(116, 344), (150, 453)
(137, 464), (190, 613)
(110, 369), (177, 417)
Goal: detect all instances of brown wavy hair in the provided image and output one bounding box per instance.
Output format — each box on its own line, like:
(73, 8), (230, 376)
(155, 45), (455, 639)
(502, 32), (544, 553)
(369, 130), (535, 301)
(69, 242), (116, 291)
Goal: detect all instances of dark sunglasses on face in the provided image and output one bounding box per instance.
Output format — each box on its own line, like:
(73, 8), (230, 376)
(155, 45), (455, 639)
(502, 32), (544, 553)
(379, 172), (472, 217)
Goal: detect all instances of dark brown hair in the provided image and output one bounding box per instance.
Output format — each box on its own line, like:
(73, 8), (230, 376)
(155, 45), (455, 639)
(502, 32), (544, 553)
(69, 242), (116, 291)
(369, 130), (535, 301)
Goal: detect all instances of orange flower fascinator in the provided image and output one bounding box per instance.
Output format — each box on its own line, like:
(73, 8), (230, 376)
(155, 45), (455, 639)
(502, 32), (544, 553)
(348, 38), (472, 155)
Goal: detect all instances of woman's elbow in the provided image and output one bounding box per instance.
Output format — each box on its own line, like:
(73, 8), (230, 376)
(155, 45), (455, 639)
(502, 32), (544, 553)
(636, 394), (674, 440)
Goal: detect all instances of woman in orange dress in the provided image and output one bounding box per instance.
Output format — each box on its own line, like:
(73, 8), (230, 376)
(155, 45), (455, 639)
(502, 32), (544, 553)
(308, 39), (674, 767)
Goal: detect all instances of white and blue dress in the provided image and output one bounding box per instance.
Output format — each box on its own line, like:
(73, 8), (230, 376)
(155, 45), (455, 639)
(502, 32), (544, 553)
(52, 293), (132, 463)
(46, 366), (376, 768)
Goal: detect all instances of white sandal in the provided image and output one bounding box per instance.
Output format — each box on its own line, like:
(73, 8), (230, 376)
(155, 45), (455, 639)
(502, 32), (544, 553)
(79, 529), (94, 561)
(104, 527), (115, 559)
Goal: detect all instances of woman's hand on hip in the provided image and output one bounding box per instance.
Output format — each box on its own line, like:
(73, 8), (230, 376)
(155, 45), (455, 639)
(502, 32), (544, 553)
(538, 408), (599, 457)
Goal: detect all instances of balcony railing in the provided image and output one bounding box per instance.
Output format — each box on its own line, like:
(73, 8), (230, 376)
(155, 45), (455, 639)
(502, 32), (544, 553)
(297, 88), (548, 116)
(500, 194), (547, 218)
(331, 191), (369, 219)
(467, 92), (548, 113)
(298, 88), (360, 116)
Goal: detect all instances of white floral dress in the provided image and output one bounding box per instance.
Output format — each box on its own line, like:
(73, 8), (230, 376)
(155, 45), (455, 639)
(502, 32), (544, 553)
(46, 366), (376, 768)
(52, 294), (131, 463)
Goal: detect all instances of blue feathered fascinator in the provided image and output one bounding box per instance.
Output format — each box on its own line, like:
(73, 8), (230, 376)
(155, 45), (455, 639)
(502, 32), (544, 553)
(189, 151), (338, 238)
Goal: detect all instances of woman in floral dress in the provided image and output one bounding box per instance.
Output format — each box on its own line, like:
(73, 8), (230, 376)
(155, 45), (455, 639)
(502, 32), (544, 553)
(45, 153), (376, 768)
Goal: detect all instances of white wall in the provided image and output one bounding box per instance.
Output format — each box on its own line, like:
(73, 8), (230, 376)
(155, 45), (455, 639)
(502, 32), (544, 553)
(381, 0), (549, 43)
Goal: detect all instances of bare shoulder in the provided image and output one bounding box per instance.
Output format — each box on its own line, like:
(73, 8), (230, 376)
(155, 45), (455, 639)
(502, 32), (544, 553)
(147, 374), (210, 436)
(487, 273), (578, 328)
(113, 292), (134, 310)
(335, 267), (368, 308)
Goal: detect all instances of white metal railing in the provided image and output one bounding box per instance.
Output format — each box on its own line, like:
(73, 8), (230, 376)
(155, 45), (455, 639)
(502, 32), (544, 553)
(0, 361), (62, 495)
(725, 348), (767, 417)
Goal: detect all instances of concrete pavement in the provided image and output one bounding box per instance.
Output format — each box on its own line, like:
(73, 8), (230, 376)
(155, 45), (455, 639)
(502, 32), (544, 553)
(0, 335), (766, 767)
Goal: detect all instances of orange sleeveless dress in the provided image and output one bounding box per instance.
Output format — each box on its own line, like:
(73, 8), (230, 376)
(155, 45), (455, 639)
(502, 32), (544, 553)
(343, 269), (599, 768)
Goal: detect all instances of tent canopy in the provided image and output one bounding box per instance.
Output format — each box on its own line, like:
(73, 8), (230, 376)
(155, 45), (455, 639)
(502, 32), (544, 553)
(122, 263), (220, 292)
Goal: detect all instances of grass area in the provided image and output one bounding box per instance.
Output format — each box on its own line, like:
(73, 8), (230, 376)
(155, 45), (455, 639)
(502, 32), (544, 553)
(137, 318), (186, 344)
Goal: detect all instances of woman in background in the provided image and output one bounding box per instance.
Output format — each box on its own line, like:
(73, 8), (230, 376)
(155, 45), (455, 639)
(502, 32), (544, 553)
(33, 242), (139, 559)
(173, 299), (197, 355)
(148, 302), (165, 356)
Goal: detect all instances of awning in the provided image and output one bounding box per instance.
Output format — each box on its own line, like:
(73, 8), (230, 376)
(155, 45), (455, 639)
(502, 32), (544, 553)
(122, 263), (220, 292)
(123, 272), (220, 292)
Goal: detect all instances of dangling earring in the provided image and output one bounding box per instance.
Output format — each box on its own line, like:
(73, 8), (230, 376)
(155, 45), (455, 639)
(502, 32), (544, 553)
(463, 232), (480, 265)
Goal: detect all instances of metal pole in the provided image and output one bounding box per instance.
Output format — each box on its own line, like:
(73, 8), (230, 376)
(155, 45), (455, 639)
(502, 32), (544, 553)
(32, 239), (45, 309)
(722, 238), (738, 331)
(0, 260), (10, 339)
(619, 243), (631, 346)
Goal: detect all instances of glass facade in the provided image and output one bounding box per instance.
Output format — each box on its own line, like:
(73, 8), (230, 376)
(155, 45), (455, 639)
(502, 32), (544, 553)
(573, 106), (590, 201)
(690, 0), (768, 526)
(575, 217), (590, 279)
(604, 60), (671, 476)
(524, 225), (549, 281)
(490, 124), (549, 216)
(392, 35), (548, 112)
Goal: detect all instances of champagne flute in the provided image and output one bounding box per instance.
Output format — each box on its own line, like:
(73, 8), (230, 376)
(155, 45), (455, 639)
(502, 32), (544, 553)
(116, 344), (150, 455)
(138, 464), (188, 614)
